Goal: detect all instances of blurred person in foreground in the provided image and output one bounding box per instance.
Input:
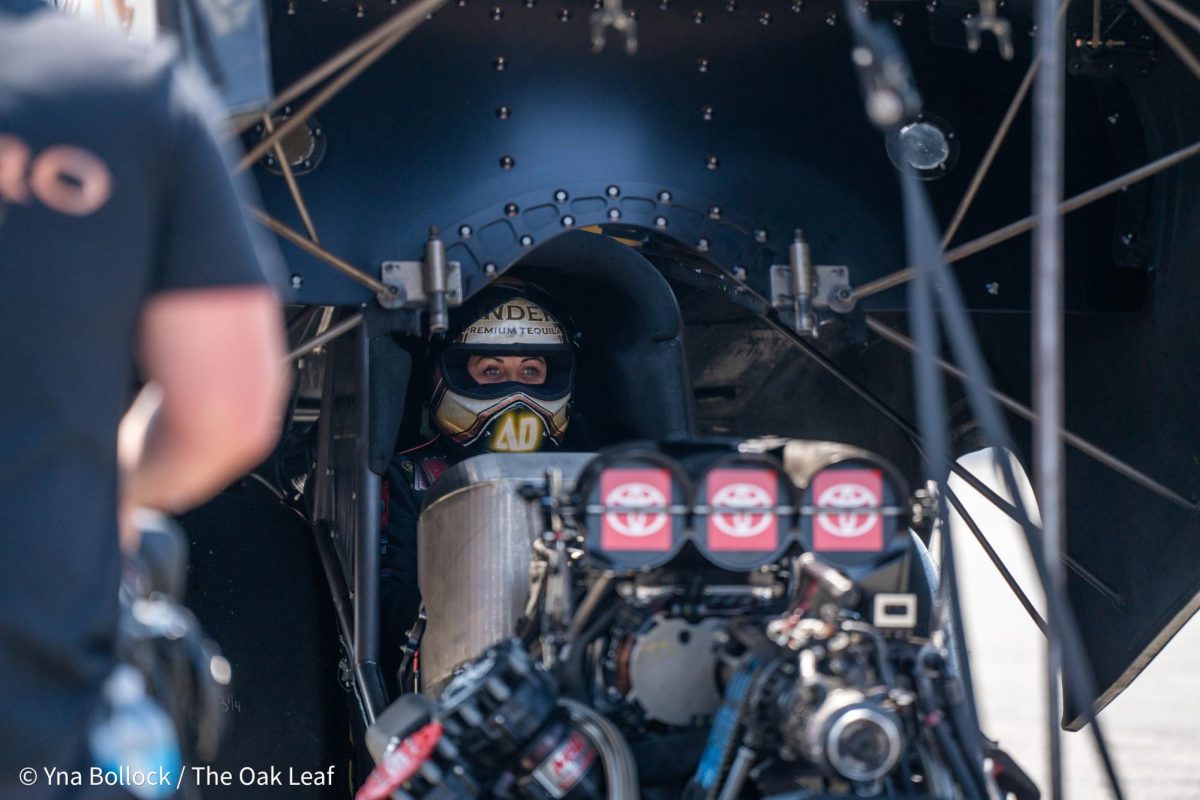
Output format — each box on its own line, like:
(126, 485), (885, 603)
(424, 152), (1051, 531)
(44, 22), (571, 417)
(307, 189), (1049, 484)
(0, 0), (288, 796)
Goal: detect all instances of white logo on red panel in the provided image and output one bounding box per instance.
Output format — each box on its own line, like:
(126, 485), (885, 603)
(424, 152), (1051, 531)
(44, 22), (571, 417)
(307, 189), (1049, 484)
(711, 483), (774, 538)
(604, 483), (669, 538)
(706, 468), (779, 553)
(815, 482), (879, 538)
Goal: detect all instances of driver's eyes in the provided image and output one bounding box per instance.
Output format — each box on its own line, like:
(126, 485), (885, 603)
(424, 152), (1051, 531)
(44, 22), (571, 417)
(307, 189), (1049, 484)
(521, 366), (543, 378)
(482, 366), (501, 377)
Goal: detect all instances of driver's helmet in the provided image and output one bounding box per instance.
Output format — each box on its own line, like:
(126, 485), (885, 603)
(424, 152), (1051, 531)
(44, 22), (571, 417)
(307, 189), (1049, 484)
(430, 280), (575, 456)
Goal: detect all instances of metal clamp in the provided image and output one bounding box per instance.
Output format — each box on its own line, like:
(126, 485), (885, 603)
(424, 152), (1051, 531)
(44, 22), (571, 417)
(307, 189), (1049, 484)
(378, 228), (463, 323)
(590, 0), (638, 55)
(964, 0), (1014, 61)
(769, 258), (855, 336)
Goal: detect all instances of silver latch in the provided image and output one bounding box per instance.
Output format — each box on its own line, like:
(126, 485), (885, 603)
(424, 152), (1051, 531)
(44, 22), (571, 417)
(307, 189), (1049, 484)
(769, 233), (855, 336)
(590, 0), (638, 54)
(379, 227), (463, 327)
(964, 0), (1014, 61)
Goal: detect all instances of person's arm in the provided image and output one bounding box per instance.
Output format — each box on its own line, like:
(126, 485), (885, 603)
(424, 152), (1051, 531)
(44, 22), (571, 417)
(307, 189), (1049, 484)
(117, 287), (286, 550)
(113, 62), (290, 552)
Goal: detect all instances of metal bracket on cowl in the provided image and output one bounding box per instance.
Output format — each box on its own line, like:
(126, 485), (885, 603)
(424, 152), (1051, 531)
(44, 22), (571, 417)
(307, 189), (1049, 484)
(590, 0), (638, 55)
(963, 0), (1014, 61)
(378, 227), (463, 328)
(769, 231), (855, 337)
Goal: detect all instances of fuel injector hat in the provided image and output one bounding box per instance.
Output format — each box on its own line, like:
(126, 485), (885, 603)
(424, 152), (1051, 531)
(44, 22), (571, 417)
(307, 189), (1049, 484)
(429, 279), (577, 456)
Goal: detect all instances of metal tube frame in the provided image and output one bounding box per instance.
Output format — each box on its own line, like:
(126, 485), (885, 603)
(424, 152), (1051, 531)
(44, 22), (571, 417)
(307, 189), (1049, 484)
(262, 113), (321, 244)
(944, 484), (1049, 635)
(247, 207), (394, 297)
(864, 315), (1197, 512)
(286, 312), (364, 364)
(1032, 0), (1067, 786)
(762, 315), (1124, 612)
(236, 0), (449, 172)
(940, 0), (1074, 248)
(351, 322), (386, 722)
(853, 137), (1200, 300)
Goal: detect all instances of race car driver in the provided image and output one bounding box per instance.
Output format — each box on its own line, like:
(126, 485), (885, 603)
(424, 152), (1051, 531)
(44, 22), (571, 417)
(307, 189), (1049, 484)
(380, 281), (585, 669)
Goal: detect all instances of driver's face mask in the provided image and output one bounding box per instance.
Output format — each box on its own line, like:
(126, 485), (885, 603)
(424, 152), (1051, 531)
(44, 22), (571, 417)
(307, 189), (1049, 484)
(431, 297), (574, 454)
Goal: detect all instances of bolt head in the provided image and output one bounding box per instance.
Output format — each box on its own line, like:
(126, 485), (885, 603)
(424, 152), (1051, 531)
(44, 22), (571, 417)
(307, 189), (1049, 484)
(554, 189), (569, 202)
(697, 57), (710, 72)
(754, 228), (768, 243)
(290, 274), (303, 289)
(484, 262), (498, 276)
(702, 105), (714, 121)
(493, 55), (507, 70)
(732, 266), (747, 280)
(790, 0), (803, 10)
(708, 205), (721, 219)
(607, 208), (622, 220)
(706, 154), (720, 170)
(825, 11), (838, 24)
(496, 105), (511, 119)
(654, 216), (668, 229)
(606, 184), (620, 197)
(559, 7), (572, 20)
(693, 11), (705, 23)
(499, 155), (515, 169)
(658, 190), (672, 203)
(520, 235), (534, 246)
(561, 215), (575, 227)
(759, 11), (771, 23)
(491, 5), (503, 19)
(696, 238), (710, 252)
(504, 202), (519, 216)
(459, 225), (473, 238)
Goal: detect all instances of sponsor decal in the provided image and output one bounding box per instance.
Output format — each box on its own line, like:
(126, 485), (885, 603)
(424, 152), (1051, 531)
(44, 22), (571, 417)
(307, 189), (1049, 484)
(812, 468), (885, 552)
(459, 298), (565, 345)
(599, 468), (673, 552)
(488, 410), (544, 452)
(531, 730), (596, 798)
(706, 468), (779, 552)
(355, 722), (443, 800)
